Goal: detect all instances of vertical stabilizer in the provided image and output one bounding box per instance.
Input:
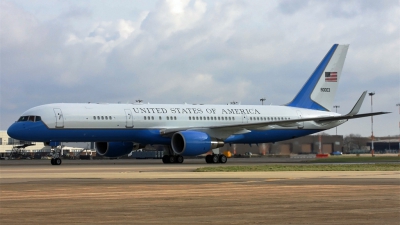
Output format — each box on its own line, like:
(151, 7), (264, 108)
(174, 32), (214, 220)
(287, 44), (349, 111)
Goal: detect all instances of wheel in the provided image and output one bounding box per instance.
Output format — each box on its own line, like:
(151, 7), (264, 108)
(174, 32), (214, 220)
(212, 154), (219, 163)
(50, 158), (55, 165)
(176, 155), (184, 163)
(162, 155), (170, 164)
(169, 155), (176, 163)
(55, 158), (62, 165)
(219, 154), (227, 164)
(205, 155), (212, 163)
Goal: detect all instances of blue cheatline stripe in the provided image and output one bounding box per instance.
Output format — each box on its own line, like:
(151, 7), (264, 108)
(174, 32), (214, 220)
(286, 44), (338, 111)
(9, 122), (323, 145)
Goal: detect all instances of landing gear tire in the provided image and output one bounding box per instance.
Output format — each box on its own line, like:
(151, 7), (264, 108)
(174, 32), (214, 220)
(162, 155), (184, 164)
(219, 154), (227, 164)
(205, 155), (212, 163)
(168, 155), (176, 163)
(176, 155), (184, 163)
(55, 158), (62, 165)
(205, 154), (228, 164)
(51, 158), (62, 165)
(212, 154), (219, 163)
(162, 155), (170, 164)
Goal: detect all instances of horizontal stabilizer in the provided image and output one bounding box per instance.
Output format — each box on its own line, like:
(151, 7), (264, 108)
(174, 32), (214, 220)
(317, 111), (390, 122)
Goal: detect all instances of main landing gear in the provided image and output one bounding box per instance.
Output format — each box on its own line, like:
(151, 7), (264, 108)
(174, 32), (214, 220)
(205, 154), (227, 164)
(162, 155), (184, 164)
(162, 146), (184, 164)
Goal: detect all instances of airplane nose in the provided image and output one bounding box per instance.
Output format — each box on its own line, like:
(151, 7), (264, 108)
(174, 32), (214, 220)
(7, 123), (24, 140)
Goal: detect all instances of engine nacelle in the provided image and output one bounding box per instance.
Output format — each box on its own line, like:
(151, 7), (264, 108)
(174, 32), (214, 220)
(171, 131), (224, 156)
(95, 142), (144, 158)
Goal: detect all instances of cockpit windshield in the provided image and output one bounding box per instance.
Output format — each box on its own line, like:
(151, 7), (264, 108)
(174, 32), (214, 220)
(18, 116), (42, 122)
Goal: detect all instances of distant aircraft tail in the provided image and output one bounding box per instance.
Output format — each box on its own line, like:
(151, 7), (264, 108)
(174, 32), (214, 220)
(287, 44), (349, 111)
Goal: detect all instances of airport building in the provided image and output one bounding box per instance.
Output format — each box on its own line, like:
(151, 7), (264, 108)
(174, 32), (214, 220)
(0, 131), (86, 159)
(1, 130), (398, 158)
(221, 135), (345, 155)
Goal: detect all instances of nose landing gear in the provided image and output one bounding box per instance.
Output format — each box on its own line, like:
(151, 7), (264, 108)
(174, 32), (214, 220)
(50, 148), (62, 165)
(51, 157), (62, 165)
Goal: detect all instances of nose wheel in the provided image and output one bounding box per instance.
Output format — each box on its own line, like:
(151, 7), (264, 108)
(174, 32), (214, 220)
(50, 148), (62, 165)
(51, 158), (62, 165)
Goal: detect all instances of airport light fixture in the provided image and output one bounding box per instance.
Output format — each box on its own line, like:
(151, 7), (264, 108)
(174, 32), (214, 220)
(260, 98), (266, 105)
(397, 103), (400, 152)
(369, 92), (375, 156)
(333, 105), (340, 135)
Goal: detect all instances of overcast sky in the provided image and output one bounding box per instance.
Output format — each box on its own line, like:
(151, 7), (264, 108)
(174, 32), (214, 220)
(1, 0), (399, 137)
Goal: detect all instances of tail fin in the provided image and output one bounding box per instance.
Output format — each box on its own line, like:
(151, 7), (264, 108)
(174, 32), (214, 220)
(287, 44), (349, 111)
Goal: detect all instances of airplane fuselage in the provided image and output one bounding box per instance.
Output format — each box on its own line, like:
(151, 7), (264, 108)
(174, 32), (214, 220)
(8, 102), (344, 144)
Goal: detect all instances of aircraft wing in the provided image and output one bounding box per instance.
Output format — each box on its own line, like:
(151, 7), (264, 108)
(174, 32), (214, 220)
(160, 111), (389, 137)
(160, 91), (390, 139)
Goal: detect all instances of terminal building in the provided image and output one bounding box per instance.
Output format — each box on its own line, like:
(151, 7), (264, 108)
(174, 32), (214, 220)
(0, 131), (87, 159)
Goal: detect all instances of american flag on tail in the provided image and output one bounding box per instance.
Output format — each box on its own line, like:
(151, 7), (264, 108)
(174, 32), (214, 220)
(325, 72), (337, 82)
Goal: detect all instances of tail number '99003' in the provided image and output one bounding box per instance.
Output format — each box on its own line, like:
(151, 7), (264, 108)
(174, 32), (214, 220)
(321, 88), (330, 92)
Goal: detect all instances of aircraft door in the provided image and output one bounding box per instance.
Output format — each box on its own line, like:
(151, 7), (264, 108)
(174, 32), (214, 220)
(124, 109), (133, 128)
(53, 108), (64, 128)
(296, 111), (304, 129)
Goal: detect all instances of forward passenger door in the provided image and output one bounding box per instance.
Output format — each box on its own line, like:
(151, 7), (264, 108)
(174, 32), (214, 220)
(124, 109), (133, 128)
(53, 108), (64, 128)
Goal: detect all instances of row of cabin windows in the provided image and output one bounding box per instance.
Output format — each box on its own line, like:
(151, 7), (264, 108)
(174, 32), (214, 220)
(144, 116), (177, 120)
(142, 116), (291, 121)
(249, 116), (290, 121)
(190, 116), (234, 121)
(93, 116), (112, 120)
(91, 115), (291, 122)
(143, 116), (236, 121)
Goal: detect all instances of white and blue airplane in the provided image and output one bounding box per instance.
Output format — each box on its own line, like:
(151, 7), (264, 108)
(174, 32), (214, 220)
(7, 44), (389, 165)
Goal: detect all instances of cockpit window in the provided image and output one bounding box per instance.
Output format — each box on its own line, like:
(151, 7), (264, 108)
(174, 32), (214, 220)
(18, 116), (29, 121)
(18, 116), (41, 122)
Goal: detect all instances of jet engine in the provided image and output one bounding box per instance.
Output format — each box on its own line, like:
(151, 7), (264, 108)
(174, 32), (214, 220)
(95, 142), (144, 158)
(171, 131), (224, 156)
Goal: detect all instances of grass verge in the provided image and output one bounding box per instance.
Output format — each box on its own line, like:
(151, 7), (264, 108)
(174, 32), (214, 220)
(194, 164), (400, 172)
